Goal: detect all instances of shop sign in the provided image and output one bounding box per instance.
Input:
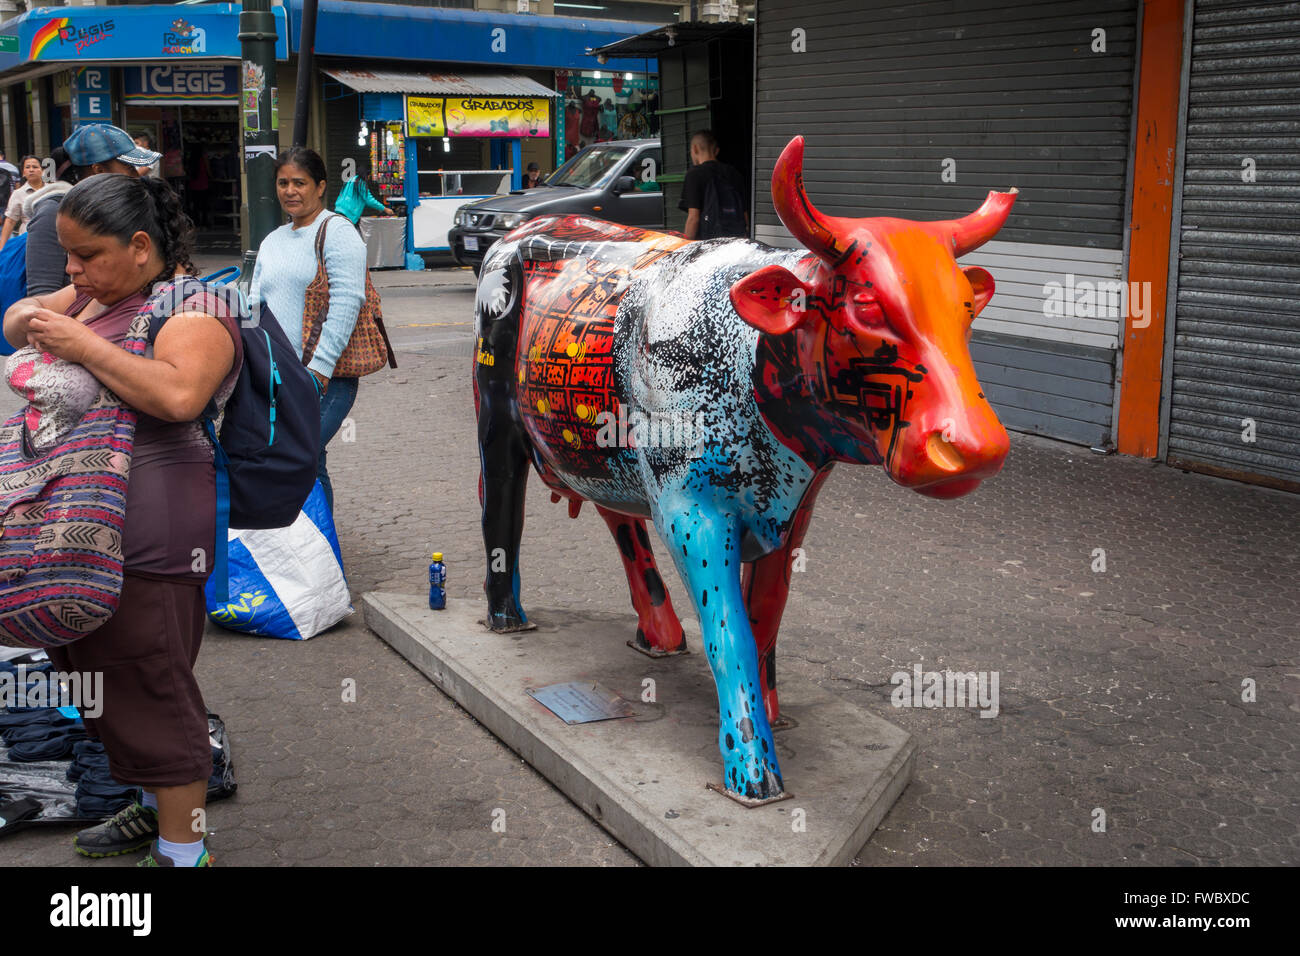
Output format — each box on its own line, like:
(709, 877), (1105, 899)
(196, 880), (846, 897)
(28, 16), (116, 59)
(448, 97), (549, 137)
(123, 65), (239, 104)
(0, 35), (18, 55)
(73, 93), (111, 124)
(22, 6), (289, 62)
(161, 18), (206, 56)
(71, 68), (112, 126)
(52, 71), (72, 107)
(406, 96), (446, 137)
(406, 96), (551, 138)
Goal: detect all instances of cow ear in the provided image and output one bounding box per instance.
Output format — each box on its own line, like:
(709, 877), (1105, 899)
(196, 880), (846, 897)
(730, 265), (812, 335)
(963, 266), (995, 318)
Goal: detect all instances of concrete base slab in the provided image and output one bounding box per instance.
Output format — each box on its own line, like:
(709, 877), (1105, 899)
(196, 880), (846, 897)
(363, 592), (915, 866)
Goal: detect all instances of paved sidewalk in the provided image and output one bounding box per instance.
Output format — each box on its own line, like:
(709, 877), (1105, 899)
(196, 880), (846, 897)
(0, 263), (1295, 866)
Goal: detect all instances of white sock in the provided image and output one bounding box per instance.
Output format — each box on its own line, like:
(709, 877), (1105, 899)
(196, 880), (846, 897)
(140, 791), (158, 811)
(157, 835), (205, 867)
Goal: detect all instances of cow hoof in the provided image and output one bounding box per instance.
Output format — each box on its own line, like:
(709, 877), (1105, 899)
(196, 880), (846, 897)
(484, 608), (537, 633)
(706, 782), (793, 808)
(485, 619), (537, 633)
(628, 627), (689, 658)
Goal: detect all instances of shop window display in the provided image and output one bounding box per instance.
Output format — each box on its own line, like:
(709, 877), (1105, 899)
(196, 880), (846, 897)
(557, 71), (658, 160)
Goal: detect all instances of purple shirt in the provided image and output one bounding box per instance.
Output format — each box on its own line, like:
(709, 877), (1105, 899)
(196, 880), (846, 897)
(73, 285), (242, 580)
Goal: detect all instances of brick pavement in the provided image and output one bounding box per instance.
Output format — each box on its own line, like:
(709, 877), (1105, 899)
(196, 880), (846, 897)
(0, 262), (1296, 866)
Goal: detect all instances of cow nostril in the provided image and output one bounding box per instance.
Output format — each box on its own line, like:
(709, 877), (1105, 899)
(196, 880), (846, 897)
(926, 433), (966, 472)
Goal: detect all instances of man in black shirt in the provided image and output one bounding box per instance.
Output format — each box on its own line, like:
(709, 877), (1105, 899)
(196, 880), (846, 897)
(679, 130), (749, 240)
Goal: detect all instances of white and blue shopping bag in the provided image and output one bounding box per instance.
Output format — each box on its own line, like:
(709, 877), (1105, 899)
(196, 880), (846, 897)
(204, 481), (353, 640)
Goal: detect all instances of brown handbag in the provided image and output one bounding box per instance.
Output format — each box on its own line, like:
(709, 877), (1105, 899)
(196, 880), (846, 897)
(301, 215), (397, 378)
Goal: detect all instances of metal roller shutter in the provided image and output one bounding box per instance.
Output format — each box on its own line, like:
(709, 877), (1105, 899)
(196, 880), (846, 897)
(324, 86), (371, 208)
(1165, 0), (1300, 488)
(753, 0), (1139, 447)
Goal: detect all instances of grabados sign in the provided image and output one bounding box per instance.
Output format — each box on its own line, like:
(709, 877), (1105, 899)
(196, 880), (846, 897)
(406, 96), (446, 137)
(406, 95), (550, 138)
(446, 96), (549, 137)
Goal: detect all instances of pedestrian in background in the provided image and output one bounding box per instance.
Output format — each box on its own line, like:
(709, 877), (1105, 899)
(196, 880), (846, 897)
(3, 174), (241, 867)
(24, 126), (160, 297)
(132, 131), (161, 179)
(522, 162), (544, 188)
(249, 147), (367, 514)
(0, 151), (17, 210)
(679, 130), (749, 240)
(335, 175), (394, 229)
(0, 155), (45, 250)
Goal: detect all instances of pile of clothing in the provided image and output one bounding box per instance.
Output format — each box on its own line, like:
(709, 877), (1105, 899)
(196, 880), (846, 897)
(0, 651), (237, 837)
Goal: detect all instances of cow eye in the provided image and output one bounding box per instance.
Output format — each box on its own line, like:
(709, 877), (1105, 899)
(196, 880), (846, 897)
(849, 291), (887, 329)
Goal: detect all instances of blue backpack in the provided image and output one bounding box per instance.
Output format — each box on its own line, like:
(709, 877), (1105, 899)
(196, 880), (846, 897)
(148, 277), (320, 600)
(0, 233), (27, 357)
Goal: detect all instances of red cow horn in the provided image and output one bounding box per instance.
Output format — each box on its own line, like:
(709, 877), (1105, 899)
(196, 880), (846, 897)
(927, 188), (1019, 258)
(772, 136), (847, 264)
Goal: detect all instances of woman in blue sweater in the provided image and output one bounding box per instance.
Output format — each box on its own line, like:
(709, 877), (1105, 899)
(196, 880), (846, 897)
(249, 148), (367, 514)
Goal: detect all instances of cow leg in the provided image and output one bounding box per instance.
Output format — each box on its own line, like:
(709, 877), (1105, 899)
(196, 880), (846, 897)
(477, 405), (533, 631)
(656, 502), (783, 802)
(740, 466), (832, 726)
(595, 505), (687, 656)
(474, 251), (535, 632)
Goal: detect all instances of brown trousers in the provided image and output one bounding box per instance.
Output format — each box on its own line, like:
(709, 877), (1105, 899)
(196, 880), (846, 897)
(47, 571), (211, 788)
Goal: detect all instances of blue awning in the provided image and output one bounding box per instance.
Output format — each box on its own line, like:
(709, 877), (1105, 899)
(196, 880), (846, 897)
(0, 3), (289, 77)
(284, 0), (659, 73)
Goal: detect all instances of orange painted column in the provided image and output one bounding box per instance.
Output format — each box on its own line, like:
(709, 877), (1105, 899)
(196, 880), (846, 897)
(1116, 0), (1185, 457)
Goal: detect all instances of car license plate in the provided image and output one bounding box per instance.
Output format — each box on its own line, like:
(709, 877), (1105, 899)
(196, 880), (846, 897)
(464, 237), (479, 251)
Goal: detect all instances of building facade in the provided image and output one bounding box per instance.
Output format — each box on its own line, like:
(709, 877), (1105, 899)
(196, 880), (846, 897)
(0, 0), (665, 256)
(751, 0), (1299, 490)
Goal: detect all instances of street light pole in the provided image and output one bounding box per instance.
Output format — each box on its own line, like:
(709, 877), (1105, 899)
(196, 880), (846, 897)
(239, 0), (280, 285)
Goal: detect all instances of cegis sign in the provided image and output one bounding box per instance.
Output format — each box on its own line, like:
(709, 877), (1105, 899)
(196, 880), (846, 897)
(123, 65), (238, 105)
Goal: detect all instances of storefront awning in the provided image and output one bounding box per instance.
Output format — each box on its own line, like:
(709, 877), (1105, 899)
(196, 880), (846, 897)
(323, 70), (557, 98)
(285, 0), (657, 73)
(589, 22), (751, 59)
(0, 3), (290, 81)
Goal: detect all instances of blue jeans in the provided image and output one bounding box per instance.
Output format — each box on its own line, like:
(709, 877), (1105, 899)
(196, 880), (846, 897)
(318, 376), (359, 514)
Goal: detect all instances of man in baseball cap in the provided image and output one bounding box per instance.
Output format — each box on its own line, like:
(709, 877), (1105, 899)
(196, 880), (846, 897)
(63, 124), (161, 176)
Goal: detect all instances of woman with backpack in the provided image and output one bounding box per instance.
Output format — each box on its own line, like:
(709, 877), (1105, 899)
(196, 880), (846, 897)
(2, 174), (243, 867)
(248, 147), (369, 514)
(334, 175), (394, 229)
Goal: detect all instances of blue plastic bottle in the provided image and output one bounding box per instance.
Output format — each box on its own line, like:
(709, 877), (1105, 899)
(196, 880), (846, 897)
(428, 552), (446, 610)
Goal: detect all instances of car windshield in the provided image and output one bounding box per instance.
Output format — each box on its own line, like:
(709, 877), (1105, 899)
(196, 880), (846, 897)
(548, 146), (634, 188)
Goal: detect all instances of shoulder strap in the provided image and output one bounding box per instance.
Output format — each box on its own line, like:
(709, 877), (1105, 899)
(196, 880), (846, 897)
(302, 216), (335, 365)
(314, 214), (332, 261)
(145, 276), (247, 344)
(203, 418), (231, 604)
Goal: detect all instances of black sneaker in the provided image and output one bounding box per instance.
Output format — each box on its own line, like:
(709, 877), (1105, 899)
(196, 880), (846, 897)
(74, 802), (159, 858)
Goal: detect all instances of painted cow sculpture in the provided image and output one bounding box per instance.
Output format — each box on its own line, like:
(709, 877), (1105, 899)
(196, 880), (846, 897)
(475, 136), (1016, 802)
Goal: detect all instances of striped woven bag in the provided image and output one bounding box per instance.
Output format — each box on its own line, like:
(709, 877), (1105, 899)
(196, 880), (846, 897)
(0, 305), (151, 648)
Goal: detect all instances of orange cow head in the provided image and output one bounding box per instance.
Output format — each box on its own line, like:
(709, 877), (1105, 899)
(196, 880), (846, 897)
(731, 136), (1016, 499)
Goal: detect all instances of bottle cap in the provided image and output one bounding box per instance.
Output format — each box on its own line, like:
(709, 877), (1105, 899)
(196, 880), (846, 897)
(431, 552), (443, 562)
